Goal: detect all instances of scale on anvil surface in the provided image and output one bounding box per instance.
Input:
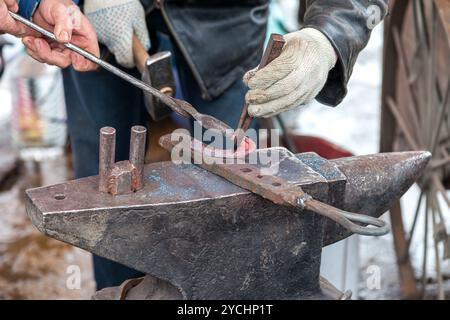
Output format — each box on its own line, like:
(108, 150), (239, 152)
(25, 124), (431, 299)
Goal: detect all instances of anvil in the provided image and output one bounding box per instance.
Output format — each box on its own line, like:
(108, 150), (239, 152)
(25, 141), (431, 299)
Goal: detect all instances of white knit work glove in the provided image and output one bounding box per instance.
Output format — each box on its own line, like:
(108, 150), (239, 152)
(243, 28), (337, 118)
(84, 0), (150, 68)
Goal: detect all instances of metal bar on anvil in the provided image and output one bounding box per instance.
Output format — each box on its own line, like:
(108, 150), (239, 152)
(159, 133), (390, 236)
(25, 150), (430, 299)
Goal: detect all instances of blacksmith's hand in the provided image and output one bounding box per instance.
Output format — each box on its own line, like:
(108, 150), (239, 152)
(0, 0), (27, 36)
(243, 28), (337, 118)
(84, 0), (150, 68)
(21, 0), (99, 71)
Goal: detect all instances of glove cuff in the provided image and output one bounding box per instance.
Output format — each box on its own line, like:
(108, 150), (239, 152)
(298, 27), (338, 71)
(84, 0), (132, 13)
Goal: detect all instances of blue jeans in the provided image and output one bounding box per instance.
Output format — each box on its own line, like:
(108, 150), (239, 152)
(62, 37), (248, 290)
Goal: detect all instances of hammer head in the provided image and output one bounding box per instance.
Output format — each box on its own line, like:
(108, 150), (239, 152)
(142, 51), (176, 121)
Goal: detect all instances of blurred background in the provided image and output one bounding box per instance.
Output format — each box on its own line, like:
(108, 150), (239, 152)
(0, 0), (449, 299)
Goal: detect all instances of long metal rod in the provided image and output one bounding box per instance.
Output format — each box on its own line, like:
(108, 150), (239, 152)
(9, 11), (201, 122)
(11, 11), (247, 141)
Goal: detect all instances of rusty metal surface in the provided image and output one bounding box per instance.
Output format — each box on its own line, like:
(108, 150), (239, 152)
(25, 150), (430, 299)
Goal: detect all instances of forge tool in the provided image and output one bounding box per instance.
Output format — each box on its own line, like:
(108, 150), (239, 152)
(234, 34), (286, 148)
(9, 11), (233, 139)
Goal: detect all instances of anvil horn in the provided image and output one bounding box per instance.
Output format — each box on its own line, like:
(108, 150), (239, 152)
(24, 151), (430, 299)
(323, 151), (431, 245)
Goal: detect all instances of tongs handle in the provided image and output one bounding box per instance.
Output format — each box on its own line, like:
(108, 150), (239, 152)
(304, 198), (390, 236)
(132, 34), (150, 74)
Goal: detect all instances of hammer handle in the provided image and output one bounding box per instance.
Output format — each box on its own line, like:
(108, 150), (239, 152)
(132, 34), (150, 74)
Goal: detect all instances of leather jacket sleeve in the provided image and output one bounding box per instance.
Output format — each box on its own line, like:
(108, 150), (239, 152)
(302, 0), (389, 106)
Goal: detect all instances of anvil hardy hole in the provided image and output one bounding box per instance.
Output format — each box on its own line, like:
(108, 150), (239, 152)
(272, 182), (281, 187)
(54, 193), (66, 200)
(240, 168), (252, 173)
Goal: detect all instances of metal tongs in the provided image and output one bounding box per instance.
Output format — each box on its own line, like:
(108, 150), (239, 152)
(159, 132), (390, 237)
(9, 11), (234, 140)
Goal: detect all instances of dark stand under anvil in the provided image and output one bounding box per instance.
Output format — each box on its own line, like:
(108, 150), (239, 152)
(24, 124), (430, 299)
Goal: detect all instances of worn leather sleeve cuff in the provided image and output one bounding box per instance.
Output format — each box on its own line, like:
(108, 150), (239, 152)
(302, 21), (348, 107)
(302, 0), (389, 106)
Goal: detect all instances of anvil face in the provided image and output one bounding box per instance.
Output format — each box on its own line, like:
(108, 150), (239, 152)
(25, 151), (430, 299)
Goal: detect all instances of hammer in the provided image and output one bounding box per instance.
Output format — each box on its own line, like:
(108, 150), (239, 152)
(132, 35), (176, 121)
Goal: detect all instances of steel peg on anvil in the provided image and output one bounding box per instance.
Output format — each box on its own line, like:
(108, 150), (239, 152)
(99, 127), (116, 193)
(98, 126), (147, 196)
(129, 125), (147, 190)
